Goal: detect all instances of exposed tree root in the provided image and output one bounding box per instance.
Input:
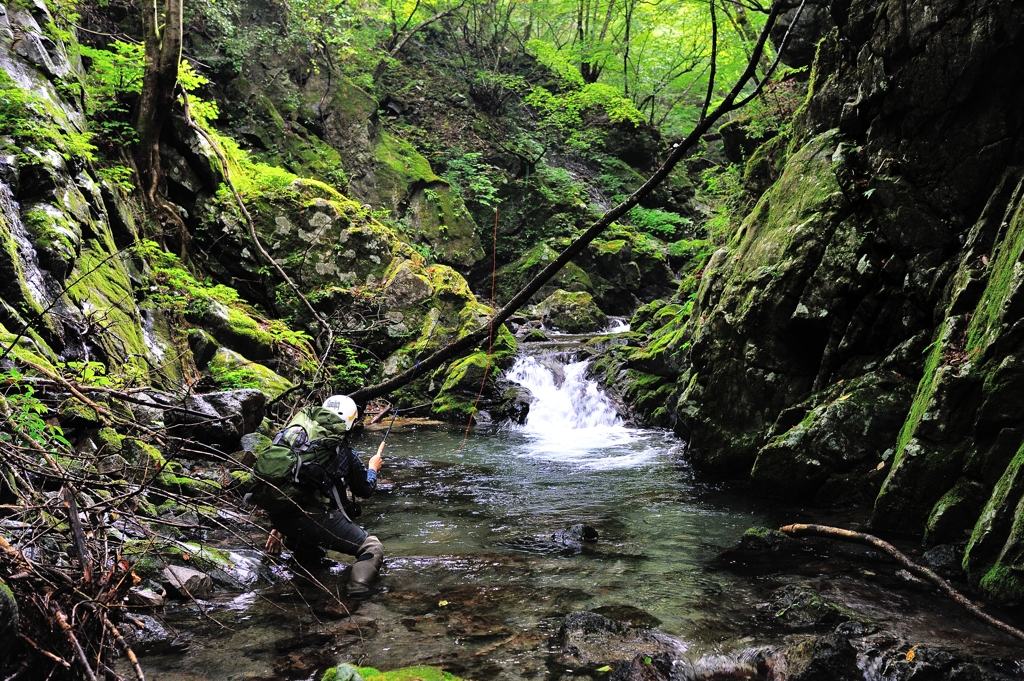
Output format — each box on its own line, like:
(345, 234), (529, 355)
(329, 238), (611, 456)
(779, 523), (1024, 643)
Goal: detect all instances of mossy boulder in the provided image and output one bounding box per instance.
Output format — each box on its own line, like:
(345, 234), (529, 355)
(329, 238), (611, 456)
(404, 183), (484, 268)
(750, 371), (913, 503)
(199, 178), (400, 296)
(430, 324), (517, 421)
(536, 290), (607, 333)
(206, 347), (294, 398)
(164, 389), (267, 449)
(371, 131), (483, 268)
(495, 242), (594, 305)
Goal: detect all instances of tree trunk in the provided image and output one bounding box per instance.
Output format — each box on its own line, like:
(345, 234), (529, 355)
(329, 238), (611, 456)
(135, 0), (183, 205)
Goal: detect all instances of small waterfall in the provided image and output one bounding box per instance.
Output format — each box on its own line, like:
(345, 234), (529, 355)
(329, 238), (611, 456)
(506, 354), (620, 432)
(504, 353), (659, 469)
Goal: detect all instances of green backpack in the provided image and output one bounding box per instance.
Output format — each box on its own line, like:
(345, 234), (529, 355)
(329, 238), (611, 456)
(250, 407), (349, 511)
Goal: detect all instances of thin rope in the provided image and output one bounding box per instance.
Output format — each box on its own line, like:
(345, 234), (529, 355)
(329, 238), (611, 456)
(455, 206), (500, 452)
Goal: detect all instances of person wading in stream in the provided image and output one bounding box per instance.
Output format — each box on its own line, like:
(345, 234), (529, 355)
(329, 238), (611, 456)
(252, 394), (385, 596)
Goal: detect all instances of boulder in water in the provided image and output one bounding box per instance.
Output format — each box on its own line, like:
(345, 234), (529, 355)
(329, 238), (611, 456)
(557, 611), (685, 669)
(163, 565), (213, 600)
(554, 524), (599, 547)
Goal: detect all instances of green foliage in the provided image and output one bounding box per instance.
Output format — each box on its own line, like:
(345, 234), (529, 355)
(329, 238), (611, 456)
(0, 70), (96, 164)
(698, 162), (745, 243)
(526, 82), (644, 152)
(212, 134), (302, 200)
(526, 38), (586, 88)
(441, 152), (501, 208)
(95, 165), (136, 193)
(628, 206), (692, 240)
(0, 370), (70, 449)
(329, 337), (369, 393)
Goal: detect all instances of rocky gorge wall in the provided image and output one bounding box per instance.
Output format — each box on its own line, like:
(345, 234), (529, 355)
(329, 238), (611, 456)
(606, 0), (1024, 602)
(0, 0), (521, 424)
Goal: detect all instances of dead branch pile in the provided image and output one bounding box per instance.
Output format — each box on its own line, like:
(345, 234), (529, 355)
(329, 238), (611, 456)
(0, 371), (285, 681)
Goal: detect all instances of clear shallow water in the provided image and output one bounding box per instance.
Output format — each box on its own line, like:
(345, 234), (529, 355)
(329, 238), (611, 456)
(363, 353), (769, 647)
(133, 353), (1024, 680)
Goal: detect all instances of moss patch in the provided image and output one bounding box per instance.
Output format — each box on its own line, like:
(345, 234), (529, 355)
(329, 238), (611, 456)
(206, 347), (294, 398)
(322, 666), (464, 681)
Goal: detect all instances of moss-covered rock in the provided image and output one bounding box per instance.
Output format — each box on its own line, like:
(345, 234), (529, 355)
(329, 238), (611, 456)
(750, 371), (913, 503)
(430, 324), (517, 421)
(206, 347), (294, 398)
(495, 242), (593, 306)
(536, 290), (608, 333)
(674, 129), (851, 476)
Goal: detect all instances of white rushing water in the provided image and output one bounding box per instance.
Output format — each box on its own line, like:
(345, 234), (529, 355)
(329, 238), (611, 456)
(505, 353), (661, 469)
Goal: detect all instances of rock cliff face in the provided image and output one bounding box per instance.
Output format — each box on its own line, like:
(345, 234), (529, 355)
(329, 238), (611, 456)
(643, 0), (1024, 600)
(0, 0), (508, 418)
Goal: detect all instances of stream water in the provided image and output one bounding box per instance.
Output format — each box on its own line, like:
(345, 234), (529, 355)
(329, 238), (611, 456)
(134, 349), (1024, 681)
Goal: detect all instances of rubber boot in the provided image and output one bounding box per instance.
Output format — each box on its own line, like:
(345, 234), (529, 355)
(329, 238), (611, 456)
(348, 535), (384, 596)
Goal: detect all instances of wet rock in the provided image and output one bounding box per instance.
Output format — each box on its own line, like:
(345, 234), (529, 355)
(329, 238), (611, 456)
(780, 635), (859, 681)
(716, 527), (824, 572)
(498, 383), (533, 425)
(127, 587), (165, 608)
(162, 565), (213, 600)
(521, 329), (548, 342)
(592, 605), (662, 629)
(554, 524), (599, 547)
(768, 586), (854, 629)
(557, 611), (685, 669)
(121, 613), (191, 654)
(164, 389), (266, 450)
(738, 526), (798, 552)
(921, 544), (965, 581)
(0, 578), (18, 639)
(609, 652), (673, 681)
(537, 289), (608, 334)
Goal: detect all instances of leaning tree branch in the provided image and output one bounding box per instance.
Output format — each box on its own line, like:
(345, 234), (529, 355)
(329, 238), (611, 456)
(779, 524), (1024, 643)
(350, 0), (790, 404)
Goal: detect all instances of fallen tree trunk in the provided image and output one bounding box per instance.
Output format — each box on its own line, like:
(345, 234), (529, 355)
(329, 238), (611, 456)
(779, 523), (1024, 643)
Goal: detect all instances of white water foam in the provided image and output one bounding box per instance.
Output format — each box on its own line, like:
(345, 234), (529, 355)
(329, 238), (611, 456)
(505, 354), (656, 469)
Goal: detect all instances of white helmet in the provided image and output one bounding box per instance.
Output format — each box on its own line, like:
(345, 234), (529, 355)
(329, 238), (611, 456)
(323, 394), (358, 431)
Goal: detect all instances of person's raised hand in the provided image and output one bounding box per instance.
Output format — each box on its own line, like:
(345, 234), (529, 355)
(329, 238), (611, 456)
(368, 453), (383, 472)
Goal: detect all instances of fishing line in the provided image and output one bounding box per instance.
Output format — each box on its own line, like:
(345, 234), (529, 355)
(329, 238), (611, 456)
(455, 206), (500, 453)
(378, 311), (441, 450)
